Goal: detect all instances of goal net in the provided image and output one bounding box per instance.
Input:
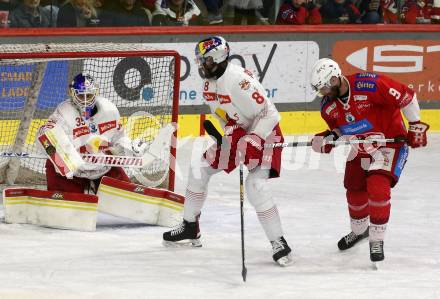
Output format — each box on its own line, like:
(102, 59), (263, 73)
(0, 43), (180, 191)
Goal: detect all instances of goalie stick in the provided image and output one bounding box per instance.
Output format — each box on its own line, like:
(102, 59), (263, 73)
(1, 123), (177, 170)
(0, 151), (146, 168)
(203, 120), (247, 282)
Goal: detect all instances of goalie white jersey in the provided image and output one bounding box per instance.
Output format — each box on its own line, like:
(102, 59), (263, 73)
(38, 96), (131, 179)
(202, 63), (281, 139)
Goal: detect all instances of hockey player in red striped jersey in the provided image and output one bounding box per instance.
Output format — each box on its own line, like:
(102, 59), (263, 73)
(309, 58), (429, 264)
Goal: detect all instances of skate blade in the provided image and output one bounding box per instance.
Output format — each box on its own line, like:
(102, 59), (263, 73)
(371, 261), (382, 270)
(162, 239), (202, 248)
(276, 254), (294, 267)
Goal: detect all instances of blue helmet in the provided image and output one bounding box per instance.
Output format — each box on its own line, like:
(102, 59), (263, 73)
(69, 73), (99, 110)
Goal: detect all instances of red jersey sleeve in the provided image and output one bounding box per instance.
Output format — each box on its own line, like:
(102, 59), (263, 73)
(320, 97), (338, 131)
(375, 75), (415, 109)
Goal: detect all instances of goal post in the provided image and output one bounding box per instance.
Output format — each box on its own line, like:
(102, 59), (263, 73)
(0, 43), (180, 191)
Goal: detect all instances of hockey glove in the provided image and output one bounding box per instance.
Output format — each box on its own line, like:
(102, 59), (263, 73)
(203, 120), (246, 173)
(238, 133), (264, 170)
(312, 130), (338, 153)
(408, 121), (429, 148)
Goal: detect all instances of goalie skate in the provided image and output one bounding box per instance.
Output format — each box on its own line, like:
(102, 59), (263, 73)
(271, 236), (293, 267)
(162, 219), (202, 248)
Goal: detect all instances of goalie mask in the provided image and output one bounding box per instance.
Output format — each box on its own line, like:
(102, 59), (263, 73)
(310, 58), (342, 96)
(70, 73), (99, 119)
(195, 36), (230, 79)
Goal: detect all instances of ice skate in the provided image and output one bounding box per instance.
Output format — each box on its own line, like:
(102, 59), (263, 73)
(271, 236), (293, 267)
(163, 219), (201, 248)
(337, 228), (369, 251)
(370, 240), (384, 269)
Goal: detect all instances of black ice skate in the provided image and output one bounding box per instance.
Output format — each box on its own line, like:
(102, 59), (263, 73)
(369, 240), (384, 262)
(162, 219), (201, 248)
(271, 236), (293, 267)
(337, 229), (369, 251)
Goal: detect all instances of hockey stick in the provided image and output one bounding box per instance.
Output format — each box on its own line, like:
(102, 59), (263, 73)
(239, 163), (247, 282)
(203, 120), (247, 282)
(0, 123), (177, 169)
(264, 137), (407, 148)
(0, 151), (147, 168)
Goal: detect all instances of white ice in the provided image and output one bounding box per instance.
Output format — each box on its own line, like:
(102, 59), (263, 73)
(1, 134), (439, 299)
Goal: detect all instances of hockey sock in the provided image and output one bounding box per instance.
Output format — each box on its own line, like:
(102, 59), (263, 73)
(346, 190), (369, 220)
(367, 174), (391, 225)
(350, 216), (370, 235)
(246, 167), (284, 242)
(183, 189), (206, 222)
(256, 205), (283, 242)
(370, 223), (387, 242)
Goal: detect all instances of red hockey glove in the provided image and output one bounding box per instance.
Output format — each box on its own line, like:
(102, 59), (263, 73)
(311, 130), (337, 153)
(204, 120), (246, 173)
(238, 133), (264, 170)
(408, 121), (429, 148)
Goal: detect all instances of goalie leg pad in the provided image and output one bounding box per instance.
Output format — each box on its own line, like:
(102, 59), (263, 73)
(97, 176), (184, 227)
(2, 188), (98, 231)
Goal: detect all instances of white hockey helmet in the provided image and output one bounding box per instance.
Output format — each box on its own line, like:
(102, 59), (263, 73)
(195, 36), (230, 66)
(69, 73), (99, 110)
(310, 58), (342, 94)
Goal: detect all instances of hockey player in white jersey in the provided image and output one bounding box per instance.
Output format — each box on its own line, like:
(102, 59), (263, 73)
(163, 36), (293, 266)
(38, 73), (144, 193)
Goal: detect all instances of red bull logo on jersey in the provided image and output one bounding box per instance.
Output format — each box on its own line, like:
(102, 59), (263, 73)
(98, 120), (117, 134)
(73, 126), (90, 138)
(203, 92), (216, 102)
(354, 80), (377, 92)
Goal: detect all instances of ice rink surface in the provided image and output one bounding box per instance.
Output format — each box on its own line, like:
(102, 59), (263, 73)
(1, 134), (439, 299)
